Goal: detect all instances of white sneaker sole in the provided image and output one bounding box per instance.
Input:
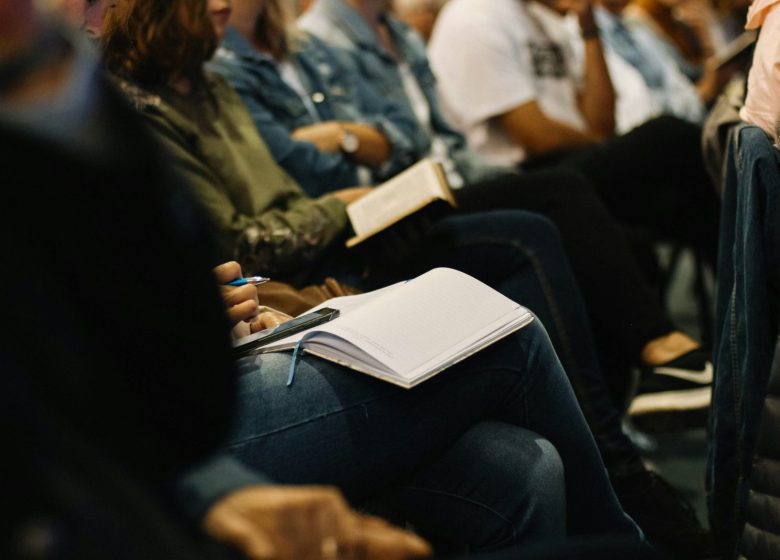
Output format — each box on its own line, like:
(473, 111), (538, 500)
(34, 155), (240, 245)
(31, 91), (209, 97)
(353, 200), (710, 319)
(629, 387), (712, 416)
(653, 361), (713, 384)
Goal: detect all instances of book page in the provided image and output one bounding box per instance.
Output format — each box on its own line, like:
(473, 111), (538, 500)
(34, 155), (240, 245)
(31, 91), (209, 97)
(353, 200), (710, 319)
(347, 159), (453, 238)
(316, 268), (529, 377)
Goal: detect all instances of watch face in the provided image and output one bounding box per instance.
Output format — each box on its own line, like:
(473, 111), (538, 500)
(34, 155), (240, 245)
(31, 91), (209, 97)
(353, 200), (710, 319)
(341, 130), (360, 154)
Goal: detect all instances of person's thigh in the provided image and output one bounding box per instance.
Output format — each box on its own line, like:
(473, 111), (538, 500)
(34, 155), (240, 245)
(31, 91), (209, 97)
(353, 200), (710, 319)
(225, 320), (638, 540)
(544, 116), (719, 255)
(224, 335), (530, 501)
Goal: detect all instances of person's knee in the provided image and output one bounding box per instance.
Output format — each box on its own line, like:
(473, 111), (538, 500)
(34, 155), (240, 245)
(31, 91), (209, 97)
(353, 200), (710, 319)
(463, 423), (566, 547)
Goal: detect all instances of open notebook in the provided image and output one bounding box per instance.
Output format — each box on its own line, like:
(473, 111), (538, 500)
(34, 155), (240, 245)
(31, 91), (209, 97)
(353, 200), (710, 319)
(255, 268), (534, 388)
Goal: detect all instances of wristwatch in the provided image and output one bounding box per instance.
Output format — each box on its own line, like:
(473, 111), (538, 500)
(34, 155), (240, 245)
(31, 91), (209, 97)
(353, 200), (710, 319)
(339, 128), (360, 155)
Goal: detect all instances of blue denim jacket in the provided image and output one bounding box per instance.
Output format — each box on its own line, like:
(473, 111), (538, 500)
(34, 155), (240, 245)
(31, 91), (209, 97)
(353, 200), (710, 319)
(709, 125), (780, 551)
(298, 0), (507, 184)
(209, 27), (422, 197)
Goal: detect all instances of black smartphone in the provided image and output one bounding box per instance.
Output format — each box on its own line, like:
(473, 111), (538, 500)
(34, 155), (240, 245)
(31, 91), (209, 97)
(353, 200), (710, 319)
(233, 307), (340, 355)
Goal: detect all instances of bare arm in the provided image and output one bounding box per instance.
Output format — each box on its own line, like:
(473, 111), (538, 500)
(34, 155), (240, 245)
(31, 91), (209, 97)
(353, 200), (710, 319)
(570, 0), (615, 137)
(499, 99), (600, 157)
(292, 121), (391, 167)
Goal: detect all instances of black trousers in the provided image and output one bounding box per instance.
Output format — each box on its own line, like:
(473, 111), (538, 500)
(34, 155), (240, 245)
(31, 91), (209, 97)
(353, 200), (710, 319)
(522, 116), (720, 265)
(455, 167), (675, 389)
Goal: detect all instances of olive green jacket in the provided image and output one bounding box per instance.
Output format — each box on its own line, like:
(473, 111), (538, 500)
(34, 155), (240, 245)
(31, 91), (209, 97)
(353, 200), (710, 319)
(117, 74), (348, 277)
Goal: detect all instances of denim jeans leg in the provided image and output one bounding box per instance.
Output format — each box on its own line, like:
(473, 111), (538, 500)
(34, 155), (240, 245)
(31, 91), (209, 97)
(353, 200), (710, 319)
(224, 321), (642, 549)
(385, 422), (566, 552)
(315, 210), (645, 477)
(402, 211), (645, 476)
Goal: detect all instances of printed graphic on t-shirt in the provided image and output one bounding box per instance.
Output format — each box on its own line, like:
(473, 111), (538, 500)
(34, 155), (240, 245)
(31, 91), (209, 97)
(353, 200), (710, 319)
(527, 41), (566, 78)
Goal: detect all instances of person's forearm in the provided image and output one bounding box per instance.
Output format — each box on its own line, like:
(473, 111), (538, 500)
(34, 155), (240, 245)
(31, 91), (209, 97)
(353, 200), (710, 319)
(341, 122), (391, 166)
(500, 100), (599, 157)
(578, 34), (616, 139)
(292, 121), (391, 167)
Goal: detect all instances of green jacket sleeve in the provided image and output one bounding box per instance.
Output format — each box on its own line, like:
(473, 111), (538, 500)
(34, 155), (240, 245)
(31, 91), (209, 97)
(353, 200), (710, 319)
(142, 112), (349, 277)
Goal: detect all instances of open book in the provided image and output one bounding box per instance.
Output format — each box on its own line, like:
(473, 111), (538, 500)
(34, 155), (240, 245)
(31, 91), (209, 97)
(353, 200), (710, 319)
(346, 158), (457, 248)
(254, 268), (534, 388)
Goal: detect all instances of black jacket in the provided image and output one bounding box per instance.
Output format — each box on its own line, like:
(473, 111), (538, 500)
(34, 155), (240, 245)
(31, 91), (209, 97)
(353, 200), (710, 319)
(1, 76), (238, 558)
(740, 332), (780, 559)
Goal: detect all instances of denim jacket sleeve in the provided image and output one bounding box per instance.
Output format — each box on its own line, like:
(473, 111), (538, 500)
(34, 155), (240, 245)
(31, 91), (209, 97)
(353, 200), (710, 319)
(176, 453), (273, 521)
(324, 44), (425, 179)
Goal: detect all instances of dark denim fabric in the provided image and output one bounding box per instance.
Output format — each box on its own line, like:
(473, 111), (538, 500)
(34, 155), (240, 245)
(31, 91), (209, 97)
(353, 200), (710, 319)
(227, 320), (642, 550)
(209, 28), (422, 196)
(298, 0), (506, 184)
(307, 210), (647, 477)
(708, 125), (780, 553)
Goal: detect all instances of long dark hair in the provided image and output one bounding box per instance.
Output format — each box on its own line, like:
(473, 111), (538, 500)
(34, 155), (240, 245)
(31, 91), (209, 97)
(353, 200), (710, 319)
(102, 0), (217, 86)
(253, 0), (294, 59)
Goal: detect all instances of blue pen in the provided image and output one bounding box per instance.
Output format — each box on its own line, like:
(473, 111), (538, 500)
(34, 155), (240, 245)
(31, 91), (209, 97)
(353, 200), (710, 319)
(226, 276), (271, 287)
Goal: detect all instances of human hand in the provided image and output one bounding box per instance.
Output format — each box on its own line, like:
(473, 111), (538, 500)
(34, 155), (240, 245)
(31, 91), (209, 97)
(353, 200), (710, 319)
(203, 486), (433, 560)
(249, 308), (293, 334)
(329, 187), (372, 205)
(292, 122), (344, 153)
(213, 261), (260, 327)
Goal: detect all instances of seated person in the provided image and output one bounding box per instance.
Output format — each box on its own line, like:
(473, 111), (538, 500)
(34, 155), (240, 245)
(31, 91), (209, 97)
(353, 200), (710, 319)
(212, 0), (425, 195)
(218, 0), (712, 418)
(426, 0), (719, 262)
(1, 4), (642, 555)
(0, 8), (425, 558)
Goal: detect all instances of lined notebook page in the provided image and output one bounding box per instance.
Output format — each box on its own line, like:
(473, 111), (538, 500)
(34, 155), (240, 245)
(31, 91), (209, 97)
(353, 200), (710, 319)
(320, 268), (523, 375)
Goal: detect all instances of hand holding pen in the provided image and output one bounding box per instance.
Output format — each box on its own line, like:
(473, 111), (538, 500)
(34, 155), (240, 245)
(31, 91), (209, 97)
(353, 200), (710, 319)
(213, 262), (268, 328)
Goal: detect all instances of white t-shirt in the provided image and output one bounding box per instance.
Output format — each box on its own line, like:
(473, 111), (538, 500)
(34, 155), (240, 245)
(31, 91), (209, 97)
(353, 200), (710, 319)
(397, 62), (465, 188)
(429, 0), (587, 165)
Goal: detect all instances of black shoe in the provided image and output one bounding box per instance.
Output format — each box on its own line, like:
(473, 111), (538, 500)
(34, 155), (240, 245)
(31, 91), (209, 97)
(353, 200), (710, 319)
(629, 349), (712, 431)
(612, 470), (720, 559)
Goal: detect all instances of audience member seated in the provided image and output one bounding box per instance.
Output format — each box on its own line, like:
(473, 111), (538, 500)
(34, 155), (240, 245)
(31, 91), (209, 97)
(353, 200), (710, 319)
(209, 3), (425, 194)
(1, 2), (649, 556)
(428, 0), (720, 265)
(0, 6), (427, 558)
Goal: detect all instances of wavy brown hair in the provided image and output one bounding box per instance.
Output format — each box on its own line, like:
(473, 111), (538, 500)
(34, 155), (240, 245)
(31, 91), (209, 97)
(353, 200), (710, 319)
(102, 0), (217, 87)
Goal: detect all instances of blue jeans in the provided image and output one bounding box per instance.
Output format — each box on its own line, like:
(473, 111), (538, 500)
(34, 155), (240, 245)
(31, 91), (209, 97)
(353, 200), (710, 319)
(708, 126), (780, 551)
(313, 210), (645, 477)
(225, 320), (641, 551)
